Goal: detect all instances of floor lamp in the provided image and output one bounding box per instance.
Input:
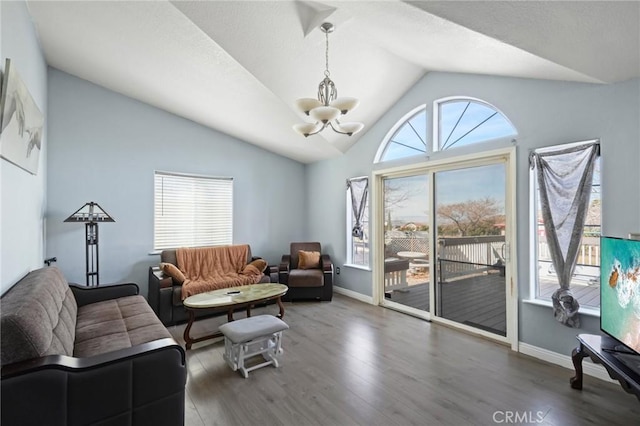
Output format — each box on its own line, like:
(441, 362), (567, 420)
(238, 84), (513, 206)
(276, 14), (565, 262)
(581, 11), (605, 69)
(64, 201), (115, 286)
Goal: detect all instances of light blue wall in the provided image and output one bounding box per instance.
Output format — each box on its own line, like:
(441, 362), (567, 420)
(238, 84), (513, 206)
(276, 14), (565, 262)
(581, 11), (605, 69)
(0, 1), (48, 294)
(307, 71), (640, 355)
(46, 69), (306, 297)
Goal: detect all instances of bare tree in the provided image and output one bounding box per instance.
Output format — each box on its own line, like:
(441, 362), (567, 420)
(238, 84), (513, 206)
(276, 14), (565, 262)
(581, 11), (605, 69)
(437, 197), (503, 236)
(383, 181), (414, 210)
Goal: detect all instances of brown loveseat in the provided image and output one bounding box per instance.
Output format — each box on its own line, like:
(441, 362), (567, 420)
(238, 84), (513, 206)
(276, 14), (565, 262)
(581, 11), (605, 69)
(1, 267), (186, 426)
(149, 244), (276, 325)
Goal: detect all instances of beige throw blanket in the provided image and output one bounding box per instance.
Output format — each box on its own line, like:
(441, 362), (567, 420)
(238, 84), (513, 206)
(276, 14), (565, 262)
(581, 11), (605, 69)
(178, 245), (261, 300)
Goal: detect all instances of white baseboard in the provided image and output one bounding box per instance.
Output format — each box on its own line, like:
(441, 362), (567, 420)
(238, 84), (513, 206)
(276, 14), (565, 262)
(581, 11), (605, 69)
(519, 342), (614, 383)
(333, 286), (374, 304)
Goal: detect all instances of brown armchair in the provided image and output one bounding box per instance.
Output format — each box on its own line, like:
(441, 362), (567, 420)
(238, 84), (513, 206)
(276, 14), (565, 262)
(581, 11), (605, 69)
(279, 242), (333, 301)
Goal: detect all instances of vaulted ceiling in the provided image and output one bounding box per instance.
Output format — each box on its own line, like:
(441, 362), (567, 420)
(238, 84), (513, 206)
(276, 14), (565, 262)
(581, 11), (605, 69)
(26, 1), (640, 163)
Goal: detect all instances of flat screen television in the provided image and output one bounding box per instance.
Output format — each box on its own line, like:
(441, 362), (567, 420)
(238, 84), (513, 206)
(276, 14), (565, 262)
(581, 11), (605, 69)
(600, 236), (640, 355)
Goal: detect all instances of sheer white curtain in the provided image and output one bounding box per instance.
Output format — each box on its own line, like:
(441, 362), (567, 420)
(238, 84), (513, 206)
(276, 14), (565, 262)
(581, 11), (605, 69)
(530, 142), (599, 327)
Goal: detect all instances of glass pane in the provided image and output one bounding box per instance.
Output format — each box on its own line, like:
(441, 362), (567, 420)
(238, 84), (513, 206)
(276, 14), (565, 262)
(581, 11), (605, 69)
(349, 186), (369, 266)
(380, 108), (427, 162)
(383, 174), (430, 312)
(439, 100), (516, 150)
(435, 163), (507, 336)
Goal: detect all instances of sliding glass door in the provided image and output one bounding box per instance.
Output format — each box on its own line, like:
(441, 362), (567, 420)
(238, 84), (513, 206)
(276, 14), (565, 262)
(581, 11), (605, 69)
(434, 163), (507, 336)
(382, 174), (430, 314)
(375, 150), (515, 344)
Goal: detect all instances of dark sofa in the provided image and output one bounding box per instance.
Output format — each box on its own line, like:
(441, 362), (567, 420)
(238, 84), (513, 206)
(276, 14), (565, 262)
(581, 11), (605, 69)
(1, 267), (186, 426)
(149, 245), (277, 325)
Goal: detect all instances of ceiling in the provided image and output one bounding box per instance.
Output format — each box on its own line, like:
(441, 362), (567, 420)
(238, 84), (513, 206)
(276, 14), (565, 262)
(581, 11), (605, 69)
(26, 1), (640, 164)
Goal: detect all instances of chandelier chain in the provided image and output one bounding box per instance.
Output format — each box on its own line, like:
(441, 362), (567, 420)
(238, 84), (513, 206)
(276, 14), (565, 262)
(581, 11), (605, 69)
(324, 30), (330, 78)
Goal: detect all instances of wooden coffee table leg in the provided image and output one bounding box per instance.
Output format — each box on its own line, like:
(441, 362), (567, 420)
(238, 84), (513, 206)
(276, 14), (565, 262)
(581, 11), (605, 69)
(227, 309), (234, 322)
(184, 309), (196, 350)
(184, 309), (225, 350)
(276, 296), (285, 319)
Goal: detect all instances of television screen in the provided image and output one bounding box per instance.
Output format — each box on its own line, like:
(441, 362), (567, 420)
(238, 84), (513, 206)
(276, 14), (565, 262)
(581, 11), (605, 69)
(600, 236), (640, 355)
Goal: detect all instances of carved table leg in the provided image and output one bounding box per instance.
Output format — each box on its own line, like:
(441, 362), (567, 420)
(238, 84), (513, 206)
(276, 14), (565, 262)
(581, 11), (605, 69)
(570, 343), (587, 389)
(276, 296), (285, 319)
(184, 309), (196, 350)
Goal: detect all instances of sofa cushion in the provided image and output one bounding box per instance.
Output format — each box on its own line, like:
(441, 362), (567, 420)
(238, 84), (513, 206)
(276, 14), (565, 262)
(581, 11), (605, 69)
(298, 250), (321, 270)
(248, 258), (267, 273)
(288, 269), (324, 287)
(160, 262), (186, 284)
(241, 259), (267, 277)
(160, 250), (178, 266)
(1, 267), (77, 366)
(74, 295), (171, 358)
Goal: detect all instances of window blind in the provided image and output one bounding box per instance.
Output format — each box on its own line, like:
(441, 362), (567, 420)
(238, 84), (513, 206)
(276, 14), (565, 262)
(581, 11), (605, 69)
(154, 171), (233, 250)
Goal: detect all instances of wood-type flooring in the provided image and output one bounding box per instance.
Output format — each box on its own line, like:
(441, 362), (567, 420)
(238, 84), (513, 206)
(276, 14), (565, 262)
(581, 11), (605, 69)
(168, 294), (639, 426)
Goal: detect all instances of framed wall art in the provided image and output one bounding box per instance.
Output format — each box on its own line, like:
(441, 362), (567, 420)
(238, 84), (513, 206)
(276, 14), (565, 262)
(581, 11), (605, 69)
(0, 58), (43, 175)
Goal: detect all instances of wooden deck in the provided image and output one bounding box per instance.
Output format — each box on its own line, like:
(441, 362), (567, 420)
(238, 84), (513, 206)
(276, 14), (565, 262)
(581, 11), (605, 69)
(539, 279), (600, 307)
(386, 274), (600, 337)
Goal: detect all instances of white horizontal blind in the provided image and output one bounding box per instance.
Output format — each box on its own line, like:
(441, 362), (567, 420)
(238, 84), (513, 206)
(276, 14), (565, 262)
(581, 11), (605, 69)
(154, 171), (233, 250)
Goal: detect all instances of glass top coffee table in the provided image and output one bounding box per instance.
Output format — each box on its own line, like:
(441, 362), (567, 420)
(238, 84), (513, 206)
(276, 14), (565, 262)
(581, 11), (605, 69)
(182, 283), (288, 350)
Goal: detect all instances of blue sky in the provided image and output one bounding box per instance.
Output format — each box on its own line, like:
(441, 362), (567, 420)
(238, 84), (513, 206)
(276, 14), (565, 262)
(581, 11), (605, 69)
(384, 164), (506, 219)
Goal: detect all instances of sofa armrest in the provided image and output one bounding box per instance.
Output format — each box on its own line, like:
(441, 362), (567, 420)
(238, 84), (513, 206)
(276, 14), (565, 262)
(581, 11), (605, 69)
(279, 255), (291, 284)
(70, 283), (139, 307)
(321, 254), (333, 273)
(268, 265), (279, 283)
(1, 338), (186, 426)
(148, 267), (174, 325)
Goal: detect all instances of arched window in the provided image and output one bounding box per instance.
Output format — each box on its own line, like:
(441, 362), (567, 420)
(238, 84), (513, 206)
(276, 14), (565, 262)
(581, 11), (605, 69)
(436, 97), (517, 151)
(375, 98), (517, 165)
(375, 105), (427, 163)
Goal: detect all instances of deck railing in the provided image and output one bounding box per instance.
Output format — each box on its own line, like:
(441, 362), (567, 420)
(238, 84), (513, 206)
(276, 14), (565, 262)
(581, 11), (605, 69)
(386, 235), (600, 281)
(437, 236), (506, 283)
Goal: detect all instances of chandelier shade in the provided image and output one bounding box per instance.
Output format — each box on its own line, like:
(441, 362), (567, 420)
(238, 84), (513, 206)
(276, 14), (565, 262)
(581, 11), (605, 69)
(295, 98), (323, 115)
(309, 106), (341, 123)
(330, 97), (359, 114)
(293, 22), (363, 138)
(335, 122), (364, 135)
(293, 122), (323, 136)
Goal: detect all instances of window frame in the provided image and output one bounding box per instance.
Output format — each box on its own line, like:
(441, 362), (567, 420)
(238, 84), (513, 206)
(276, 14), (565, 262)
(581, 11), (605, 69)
(374, 105), (428, 164)
(153, 170), (233, 251)
(346, 177), (370, 269)
(433, 96), (518, 152)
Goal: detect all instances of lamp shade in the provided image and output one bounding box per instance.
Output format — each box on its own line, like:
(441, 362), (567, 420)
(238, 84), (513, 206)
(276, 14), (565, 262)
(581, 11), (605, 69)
(309, 106), (341, 124)
(64, 202), (114, 223)
(295, 98), (323, 115)
(293, 122), (322, 137)
(336, 122), (364, 136)
(330, 97), (360, 114)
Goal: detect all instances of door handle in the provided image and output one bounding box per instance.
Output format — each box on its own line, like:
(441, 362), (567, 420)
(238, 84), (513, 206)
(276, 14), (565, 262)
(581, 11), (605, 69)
(501, 243), (509, 262)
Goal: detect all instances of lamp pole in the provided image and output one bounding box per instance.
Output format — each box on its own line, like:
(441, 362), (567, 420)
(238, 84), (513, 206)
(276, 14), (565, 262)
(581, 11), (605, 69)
(64, 201), (114, 286)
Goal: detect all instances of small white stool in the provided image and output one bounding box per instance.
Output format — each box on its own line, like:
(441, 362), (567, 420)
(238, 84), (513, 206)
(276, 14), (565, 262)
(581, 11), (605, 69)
(219, 315), (289, 378)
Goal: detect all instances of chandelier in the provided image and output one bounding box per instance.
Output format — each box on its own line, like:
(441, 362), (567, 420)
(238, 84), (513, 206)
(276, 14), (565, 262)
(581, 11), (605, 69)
(293, 22), (364, 137)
